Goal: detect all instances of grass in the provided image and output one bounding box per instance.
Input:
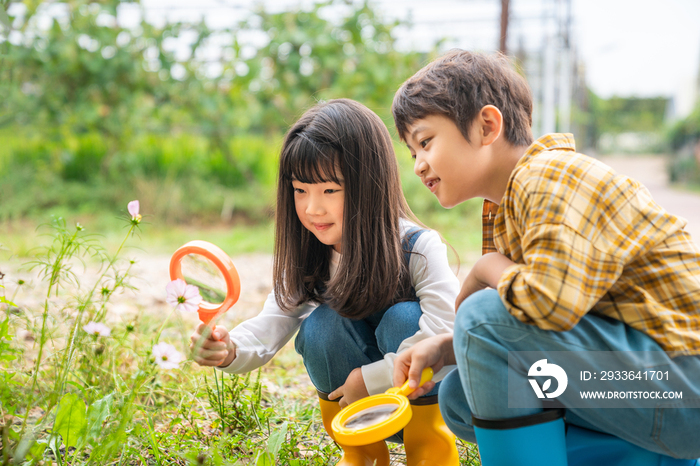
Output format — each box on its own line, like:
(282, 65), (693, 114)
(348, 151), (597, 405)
(0, 199), (481, 266)
(0, 208), (482, 465)
(0, 128), (482, 263)
(0, 214), (277, 260)
(0, 130), (483, 465)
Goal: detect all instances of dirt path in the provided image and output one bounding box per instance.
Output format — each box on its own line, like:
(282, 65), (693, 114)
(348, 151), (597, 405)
(597, 155), (700, 244)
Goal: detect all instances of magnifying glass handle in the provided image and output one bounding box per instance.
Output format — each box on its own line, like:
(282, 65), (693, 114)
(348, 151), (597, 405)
(388, 367), (434, 397)
(203, 321), (224, 343)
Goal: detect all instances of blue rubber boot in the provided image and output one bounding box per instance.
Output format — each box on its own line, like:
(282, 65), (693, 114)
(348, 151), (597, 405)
(472, 409), (568, 466)
(567, 425), (700, 466)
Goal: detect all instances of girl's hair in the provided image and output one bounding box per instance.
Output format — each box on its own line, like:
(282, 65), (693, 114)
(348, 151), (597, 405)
(273, 98), (417, 320)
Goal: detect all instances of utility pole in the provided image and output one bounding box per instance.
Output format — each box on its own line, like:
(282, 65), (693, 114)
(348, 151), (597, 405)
(500, 0), (509, 54)
(541, 0), (556, 134)
(696, 37), (700, 108)
(557, 0), (572, 132)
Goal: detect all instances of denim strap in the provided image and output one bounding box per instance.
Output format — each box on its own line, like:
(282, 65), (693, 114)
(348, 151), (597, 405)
(402, 226), (426, 266)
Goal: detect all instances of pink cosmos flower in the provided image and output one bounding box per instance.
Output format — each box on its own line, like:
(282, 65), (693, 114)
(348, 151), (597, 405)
(152, 342), (184, 370)
(84, 321), (111, 337)
(127, 200), (141, 223)
(165, 278), (202, 313)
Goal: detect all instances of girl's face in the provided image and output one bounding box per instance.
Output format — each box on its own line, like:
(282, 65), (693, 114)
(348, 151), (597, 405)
(292, 177), (345, 252)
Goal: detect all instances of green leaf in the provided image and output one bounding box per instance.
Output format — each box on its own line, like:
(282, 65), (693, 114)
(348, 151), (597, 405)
(13, 436), (47, 463)
(54, 393), (87, 448)
(266, 421), (287, 458)
(47, 435), (61, 463)
(255, 452), (274, 466)
(0, 7), (10, 33)
(0, 318), (16, 361)
(29, 439), (47, 460)
(86, 393), (114, 442)
(145, 417), (162, 465)
(0, 296), (16, 307)
(0, 318), (13, 341)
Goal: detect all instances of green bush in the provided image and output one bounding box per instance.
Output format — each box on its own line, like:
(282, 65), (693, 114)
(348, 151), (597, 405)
(1, 131), (482, 258)
(0, 129), (280, 224)
(62, 133), (108, 182)
(666, 104), (700, 187)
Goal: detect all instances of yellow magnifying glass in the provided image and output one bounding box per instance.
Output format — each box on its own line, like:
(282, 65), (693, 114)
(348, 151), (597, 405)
(331, 368), (434, 446)
(169, 240), (241, 325)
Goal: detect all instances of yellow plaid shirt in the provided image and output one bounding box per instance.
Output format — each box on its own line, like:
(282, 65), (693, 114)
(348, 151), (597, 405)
(483, 133), (700, 355)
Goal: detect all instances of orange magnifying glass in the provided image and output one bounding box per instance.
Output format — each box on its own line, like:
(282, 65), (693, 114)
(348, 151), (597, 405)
(331, 368), (434, 446)
(169, 240), (241, 324)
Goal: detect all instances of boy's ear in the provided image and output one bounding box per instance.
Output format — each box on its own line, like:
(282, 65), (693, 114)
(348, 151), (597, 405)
(477, 105), (503, 146)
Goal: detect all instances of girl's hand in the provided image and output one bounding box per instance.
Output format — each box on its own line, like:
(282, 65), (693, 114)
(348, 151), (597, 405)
(392, 334), (455, 400)
(190, 323), (236, 367)
(328, 368), (369, 408)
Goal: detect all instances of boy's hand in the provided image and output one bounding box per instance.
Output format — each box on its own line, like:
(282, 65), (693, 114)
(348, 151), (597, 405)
(455, 270), (487, 312)
(392, 334), (455, 400)
(455, 252), (515, 311)
(190, 323), (236, 368)
(329, 367), (369, 408)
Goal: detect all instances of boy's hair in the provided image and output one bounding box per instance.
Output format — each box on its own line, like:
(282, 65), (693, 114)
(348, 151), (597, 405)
(392, 49), (534, 147)
(274, 98), (417, 319)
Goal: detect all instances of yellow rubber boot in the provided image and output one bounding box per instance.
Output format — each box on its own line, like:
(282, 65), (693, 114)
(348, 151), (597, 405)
(403, 402), (460, 466)
(318, 398), (391, 466)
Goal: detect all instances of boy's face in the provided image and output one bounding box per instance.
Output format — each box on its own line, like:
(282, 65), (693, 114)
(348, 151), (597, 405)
(404, 114), (486, 208)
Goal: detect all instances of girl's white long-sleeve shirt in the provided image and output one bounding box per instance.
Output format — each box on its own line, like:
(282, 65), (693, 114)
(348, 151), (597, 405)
(218, 220), (460, 395)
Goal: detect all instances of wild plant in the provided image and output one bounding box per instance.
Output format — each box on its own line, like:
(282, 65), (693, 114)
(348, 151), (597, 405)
(0, 200), (476, 465)
(0, 202), (342, 466)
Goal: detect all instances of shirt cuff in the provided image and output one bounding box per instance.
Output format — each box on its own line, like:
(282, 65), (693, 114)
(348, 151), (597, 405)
(361, 359), (394, 395)
(497, 263), (535, 324)
(215, 336), (253, 374)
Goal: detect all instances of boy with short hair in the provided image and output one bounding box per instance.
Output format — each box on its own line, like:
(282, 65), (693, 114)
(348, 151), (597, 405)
(391, 49), (700, 464)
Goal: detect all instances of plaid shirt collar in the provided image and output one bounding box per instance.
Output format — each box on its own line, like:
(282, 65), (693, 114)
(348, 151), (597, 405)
(481, 133), (576, 255)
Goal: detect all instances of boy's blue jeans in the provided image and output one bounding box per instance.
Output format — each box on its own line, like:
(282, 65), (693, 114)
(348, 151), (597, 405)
(295, 300), (439, 397)
(440, 289), (700, 459)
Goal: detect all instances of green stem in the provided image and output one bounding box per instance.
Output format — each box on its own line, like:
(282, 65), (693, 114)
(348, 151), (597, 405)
(21, 221), (137, 438)
(9, 283), (21, 309)
(94, 262), (134, 323)
(48, 226), (81, 297)
(53, 223), (136, 407)
(153, 308), (176, 346)
(214, 370), (224, 425)
(19, 298), (50, 438)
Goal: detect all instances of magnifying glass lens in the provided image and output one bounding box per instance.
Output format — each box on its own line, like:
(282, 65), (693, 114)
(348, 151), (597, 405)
(180, 254), (227, 305)
(343, 403), (399, 430)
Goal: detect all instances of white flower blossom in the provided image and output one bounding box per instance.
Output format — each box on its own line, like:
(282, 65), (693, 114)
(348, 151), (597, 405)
(152, 342), (184, 370)
(165, 278), (202, 313)
(83, 321), (111, 337)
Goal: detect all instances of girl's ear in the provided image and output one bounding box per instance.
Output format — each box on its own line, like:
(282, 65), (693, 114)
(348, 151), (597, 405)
(478, 105), (503, 146)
